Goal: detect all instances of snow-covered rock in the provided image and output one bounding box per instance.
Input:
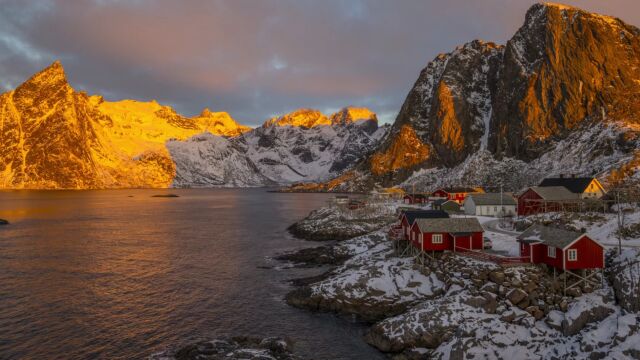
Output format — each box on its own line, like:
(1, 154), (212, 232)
(167, 133), (272, 187)
(286, 231), (445, 321)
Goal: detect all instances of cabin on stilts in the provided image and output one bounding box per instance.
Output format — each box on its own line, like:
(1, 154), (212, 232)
(517, 224), (605, 294)
(408, 217), (484, 263)
(390, 209), (449, 255)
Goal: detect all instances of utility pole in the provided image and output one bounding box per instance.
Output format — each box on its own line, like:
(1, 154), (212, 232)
(616, 190), (624, 255)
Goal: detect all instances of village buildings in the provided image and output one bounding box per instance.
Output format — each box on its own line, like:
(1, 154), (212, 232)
(431, 187), (484, 204)
(464, 193), (517, 217)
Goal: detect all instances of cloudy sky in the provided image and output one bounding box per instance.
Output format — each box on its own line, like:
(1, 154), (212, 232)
(0, 0), (638, 126)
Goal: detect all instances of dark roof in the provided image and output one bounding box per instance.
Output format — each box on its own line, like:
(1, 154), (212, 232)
(438, 187), (482, 194)
(517, 224), (584, 249)
(441, 200), (461, 209)
(528, 186), (578, 201)
(433, 199), (446, 206)
(402, 210), (450, 224)
(415, 218), (484, 233)
(538, 177), (596, 193)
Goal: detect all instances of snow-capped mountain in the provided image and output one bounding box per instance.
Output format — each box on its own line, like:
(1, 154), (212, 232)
(319, 3), (640, 192)
(233, 108), (387, 184)
(0, 62), (385, 188)
(167, 133), (273, 187)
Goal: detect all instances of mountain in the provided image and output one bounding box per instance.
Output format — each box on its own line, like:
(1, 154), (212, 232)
(167, 133), (273, 187)
(322, 2), (640, 192)
(0, 63), (383, 188)
(0, 61), (254, 189)
(233, 108), (386, 184)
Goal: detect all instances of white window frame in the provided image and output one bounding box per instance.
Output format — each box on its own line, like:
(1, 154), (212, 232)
(567, 249), (577, 261)
(547, 246), (556, 258)
(411, 231), (415, 241)
(432, 234), (443, 244)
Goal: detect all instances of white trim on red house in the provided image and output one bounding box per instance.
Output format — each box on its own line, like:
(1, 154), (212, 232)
(561, 234), (605, 250)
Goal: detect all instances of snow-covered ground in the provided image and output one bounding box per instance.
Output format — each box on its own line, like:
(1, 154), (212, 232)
(288, 200), (640, 358)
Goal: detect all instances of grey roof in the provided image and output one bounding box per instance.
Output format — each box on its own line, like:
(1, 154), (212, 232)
(402, 210), (450, 224)
(415, 218), (484, 233)
(529, 186), (579, 201)
(517, 224), (583, 249)
(467, 193), (517, 206)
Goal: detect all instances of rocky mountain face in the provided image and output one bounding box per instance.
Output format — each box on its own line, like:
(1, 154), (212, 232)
(329, 3), (640, 192)
(234, 109), (386, 184)
(0, 62), (383, 188)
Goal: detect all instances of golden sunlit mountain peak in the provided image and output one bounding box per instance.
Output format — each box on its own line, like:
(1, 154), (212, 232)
(330, 106), (378, 126)
(263, 107), (378, 128)
(263, 108), (331, 128)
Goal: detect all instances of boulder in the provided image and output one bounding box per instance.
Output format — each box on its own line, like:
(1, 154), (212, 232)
(0, 219), (8, 225)
(561, 293), (615, 336)
(507, 289), (528, 305)
(489, 271), (505, 284)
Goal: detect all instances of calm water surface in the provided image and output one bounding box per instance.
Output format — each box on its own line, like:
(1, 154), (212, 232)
(0, 189), (384, 359)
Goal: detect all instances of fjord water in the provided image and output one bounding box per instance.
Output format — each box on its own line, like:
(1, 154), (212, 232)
(0, 189), (384, 359)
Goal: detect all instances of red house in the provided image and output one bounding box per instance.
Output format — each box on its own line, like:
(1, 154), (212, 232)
(431, 187), (484, 204)
(517, 186), (579, 216)
(399, 210), (449, 240)
(517, 225), (604, 270)
(409, 218), (484, 252)
(403, 193), (428, 204)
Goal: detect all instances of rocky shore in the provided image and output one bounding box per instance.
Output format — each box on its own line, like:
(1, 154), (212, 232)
(151, 337), (299, 360)
(287, 205), (395, 241)
(280, 207), (640, 359)
(0, 218), (8, 225)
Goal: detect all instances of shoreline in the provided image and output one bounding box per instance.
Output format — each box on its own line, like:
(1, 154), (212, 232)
(278, 203), (640, 358)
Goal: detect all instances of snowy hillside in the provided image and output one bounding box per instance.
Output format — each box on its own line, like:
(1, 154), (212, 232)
(234, 115), (388, 184)
(167, 133), (273, 187)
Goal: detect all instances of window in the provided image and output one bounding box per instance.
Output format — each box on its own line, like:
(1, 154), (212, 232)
(494, 206), (498, 212)
(568, 249), (578, 261)
(432, 234), (443, 244)
(411, 231), (415, 241)
(547, 246), (556, 258)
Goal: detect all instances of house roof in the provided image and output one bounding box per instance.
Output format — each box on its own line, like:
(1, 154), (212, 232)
(529, 186), (579, 201)
(405, 193), (428, 199)
(517, 224), (584, 249)
(433, 199), (447, 206)
(539, 177), (596, 193)
(415, 218), (484, 233)
(442, 200), (461, 208)
(437, 187), (482, 194)
(467, 193), (517, 206)
(403, 210), (450, 224)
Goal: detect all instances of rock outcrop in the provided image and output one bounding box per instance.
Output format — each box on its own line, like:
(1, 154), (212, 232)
(151, 337), (299, 360)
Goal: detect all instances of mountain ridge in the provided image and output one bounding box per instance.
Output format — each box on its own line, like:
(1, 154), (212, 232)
(0, 62), (383, 188)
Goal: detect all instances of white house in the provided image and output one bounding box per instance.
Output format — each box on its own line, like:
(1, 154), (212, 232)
(463, 193), (517, 217)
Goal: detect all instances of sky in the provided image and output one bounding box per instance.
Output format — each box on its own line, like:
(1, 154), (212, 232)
(0, 0), (638, 126)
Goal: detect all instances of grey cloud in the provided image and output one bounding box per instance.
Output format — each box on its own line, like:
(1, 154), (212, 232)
(0, 0), (638, 126)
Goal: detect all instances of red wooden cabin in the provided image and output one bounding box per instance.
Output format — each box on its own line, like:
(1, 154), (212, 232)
(517, 225), (604, 270)
(399, 210), (449, 240)
(517, 186), (580, 216)
(409, 218), (484, 252)
(403, 193), (428, 204)
(431, 187), (484, 204)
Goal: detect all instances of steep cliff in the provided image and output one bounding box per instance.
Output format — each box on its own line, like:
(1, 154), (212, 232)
(331, 3), (640, 191)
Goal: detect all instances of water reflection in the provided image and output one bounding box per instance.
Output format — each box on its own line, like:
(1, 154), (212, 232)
(0, 189), (384, 359)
